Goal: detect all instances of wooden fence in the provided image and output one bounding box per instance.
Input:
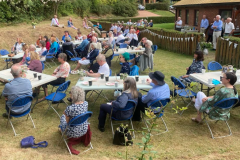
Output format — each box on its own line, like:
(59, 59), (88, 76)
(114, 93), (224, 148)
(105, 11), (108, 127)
(215, 38), (240, 68)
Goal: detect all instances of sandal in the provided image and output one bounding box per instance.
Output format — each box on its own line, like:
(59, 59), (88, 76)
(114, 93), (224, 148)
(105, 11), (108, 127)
(191, 118), (202, 124)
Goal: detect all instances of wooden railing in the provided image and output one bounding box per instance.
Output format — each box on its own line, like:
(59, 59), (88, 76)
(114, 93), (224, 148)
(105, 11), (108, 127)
(215, 37), (240, 67)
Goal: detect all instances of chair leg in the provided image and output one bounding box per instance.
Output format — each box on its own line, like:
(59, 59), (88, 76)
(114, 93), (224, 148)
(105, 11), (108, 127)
(63, 100), (69, 106)
(130, 119), (135, 139)
(28, 113), (36, 128)
(9, 120), (18, 136)
(110, 119), (115, 138)
(63, 138), (72, 155)
(155, 117), (168, 135)
(51, 86), (55, 93)
(205, 119), (215, 139)
(83, 142), (93, 153)
(141, 112), (150, 133)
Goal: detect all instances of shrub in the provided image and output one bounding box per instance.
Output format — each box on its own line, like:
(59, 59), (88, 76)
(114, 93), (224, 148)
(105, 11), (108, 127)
(113, 0), (137, 17)
(146, 2), (169, 10)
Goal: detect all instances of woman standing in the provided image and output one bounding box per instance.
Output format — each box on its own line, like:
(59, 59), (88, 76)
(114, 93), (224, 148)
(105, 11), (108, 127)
(139, 40), (153, 71)
(98, 77), (138, 132)
(28, 51), (42, 73)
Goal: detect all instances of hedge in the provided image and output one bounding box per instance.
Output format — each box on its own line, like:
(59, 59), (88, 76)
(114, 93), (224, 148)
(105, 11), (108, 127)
(145, 3), (168, 10)
(96, 16), (175, 24)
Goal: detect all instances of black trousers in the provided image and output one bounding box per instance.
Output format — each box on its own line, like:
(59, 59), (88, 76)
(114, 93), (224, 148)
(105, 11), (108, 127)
(42, 77), (66, 88)
(132, 93), (148, 121)
(207, 35), (213, 43)
(98, 104), (116, 128)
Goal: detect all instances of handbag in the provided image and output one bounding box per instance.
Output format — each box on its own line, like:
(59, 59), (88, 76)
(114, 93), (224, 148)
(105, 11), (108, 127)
(20, 136), (48, 148)
(113, 125), (133, 146)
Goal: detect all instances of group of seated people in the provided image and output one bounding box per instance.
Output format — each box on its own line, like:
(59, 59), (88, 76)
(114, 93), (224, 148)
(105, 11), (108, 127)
(125, 19), (153, 27)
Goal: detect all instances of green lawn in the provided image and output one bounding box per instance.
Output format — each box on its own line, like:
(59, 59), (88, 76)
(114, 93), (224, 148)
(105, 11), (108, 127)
(152, 23), (175, 29)
(148, 10), (175, 17)
(1, 49), (240, 159)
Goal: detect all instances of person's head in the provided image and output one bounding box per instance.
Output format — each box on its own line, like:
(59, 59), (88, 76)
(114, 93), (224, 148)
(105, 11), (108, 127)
(216, 15), (221, 21)
(177, 17), (181, 21)
(96, 54), (106, 66)
(129, 19), (131, 22)
(77, 31), (82, 36)
(227, 17), (231, 23)
(91, 36), (97, 43)
(222, 72), (237, 86)
(109, 31), (113, 37)
(126, 26), (129, 29)
(103, 42), (111, 49)
(213, 18), (216, 22)
(58, 53), (67, 63)
(150, 20), (153, 22)
(123, 77), (138, 99)
(70, 86), (85, 104)
(203, 15), (206, 19)
(29, 44), (36, 52)
(54, 15), (57, 18)
(11, 64), (22, 78)
(69, 17), (72, 22)
(113, 28), (117, 33)
(120, 52), (130, 63)
(91, 43), (97, 50)
(29, 51), (40, 61)
(118, 31), (123, 35)
(22, 44), (29, 52)
(43, 36), (48, 42)
(130, 26), (134, 29)
(145, 40), (152, 48)
(64, 31), (69, 36)
(194, 51), (204, 61)
(142, 37), (147, 44)
(221, 18), (225, 22)
(17, 37), (23, 43)
(65, 37), (71, 42)
(97, 22), (99, 25)
(39, 40), (46, 48)
(51, 36), (56, 43)
(39, 35), (42, 40)
(93, 33), (98, 38)
(149, 71), (165, 86)
(82, 35), (87, 40)
(111, 23), (114, 26)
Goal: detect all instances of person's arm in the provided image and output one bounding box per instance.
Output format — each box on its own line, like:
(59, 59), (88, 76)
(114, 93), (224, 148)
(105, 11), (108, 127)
(230, 24), (235, 34)
(112, 93), (128, 109)
(142, 91), (153, 104)
(216, 22), (222, 30)
(142, 48), (151, 57)
(64, 112), (70, 123)
(104, 49), (113, 58)
(87, 72), (100, 77)
(51, 19), (53, 26)
(206, 20), (209, 29)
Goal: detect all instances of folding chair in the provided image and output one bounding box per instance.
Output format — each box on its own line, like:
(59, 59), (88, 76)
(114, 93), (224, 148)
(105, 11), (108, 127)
(207, 61), (222, 71)
(46, 48), (57, 66)
(65, 50), (81, 68)
(0, 49), (11, 69)
(59, 111), (93, 155)
(6, 95), (35, 136)
(45, 80), (71, 117)
(110, 100), (137, 138)
(202, 97), (238, 139)
(119, 43), (127, 48)
(171, 76), (196, 115)
(141, 98), (170, 135)
(41, 50), (50, 69)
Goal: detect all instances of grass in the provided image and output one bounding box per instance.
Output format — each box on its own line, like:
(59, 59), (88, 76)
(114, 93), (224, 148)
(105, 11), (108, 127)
(1, 17), (240, 160)
(148, 10), (175, 17)
(152, 23), (175, 30)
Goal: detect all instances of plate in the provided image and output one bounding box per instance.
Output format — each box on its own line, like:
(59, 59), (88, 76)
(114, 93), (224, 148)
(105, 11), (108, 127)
(91, 78), (97, 82)
(106, 82), (115, 86)
(82, 81), (88, 85)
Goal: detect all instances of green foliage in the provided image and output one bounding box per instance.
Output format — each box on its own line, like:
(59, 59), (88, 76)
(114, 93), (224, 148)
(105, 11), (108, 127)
(113, 0), (138, 17)
(146, 1), (170, 10)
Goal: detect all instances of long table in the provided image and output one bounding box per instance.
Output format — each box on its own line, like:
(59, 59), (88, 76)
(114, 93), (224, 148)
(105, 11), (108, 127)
(189, 71), (240, 96)
(59, 40), (82, 48)
(114, 48), (145, 54)
(0, 53), (24, 59)
(98, 37), (118, 41)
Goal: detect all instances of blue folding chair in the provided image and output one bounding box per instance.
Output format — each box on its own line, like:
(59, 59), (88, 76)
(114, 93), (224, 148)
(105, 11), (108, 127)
(41, 50), (50, 68)
(119, 43), (127, 48)
(0, 49), (11, 69)
(59, 111), (93, 155)
(41, 61), (45, 71)
(6, 95), (35, 136)
(152, 45), (158, 54)
(208, 61), (222, 71)
(45, 81), (71, 117)
(129, 65), (139, 76)
(46, 48), (57, 67)
(110, 100), (137, 138)
(65, 50), (81, 68)
(202, 98), (238, 139)
(171, 76), (197, 115)
(141, 98), (170, 135)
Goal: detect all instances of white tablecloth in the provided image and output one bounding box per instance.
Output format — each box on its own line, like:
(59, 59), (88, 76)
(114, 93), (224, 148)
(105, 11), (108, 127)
(0, 69), (57, 88)
(98, 37), (118, 41)
(75, 76), (152, 91)
(0, 53), (24, 59)
(114, 48), (145, 54)
(59, 41), (82, 48)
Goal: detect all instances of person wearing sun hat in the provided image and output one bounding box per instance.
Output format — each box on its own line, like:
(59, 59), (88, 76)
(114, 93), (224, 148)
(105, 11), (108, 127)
(132, 71), (170, 121)
(118, 52), (131, 75)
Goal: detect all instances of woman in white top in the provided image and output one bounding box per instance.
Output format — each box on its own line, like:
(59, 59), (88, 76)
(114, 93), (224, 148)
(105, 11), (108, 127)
(51, 15), (64, 28)
(38, 40), (47, 61)
(108, 31), (114, 45)
(76, 31), (83, 41)
(12, 37), (24, 53)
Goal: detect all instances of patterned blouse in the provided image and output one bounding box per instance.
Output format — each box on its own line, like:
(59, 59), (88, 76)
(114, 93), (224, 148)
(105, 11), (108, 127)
(59, 102), (89, 138)
(200, 88), (238, 121)
(54, 62), (70, 78)
(187, 59), (203, 75)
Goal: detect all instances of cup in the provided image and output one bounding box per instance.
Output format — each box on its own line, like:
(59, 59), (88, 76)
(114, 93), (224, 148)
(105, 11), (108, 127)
(88, 80), (92, 86)
(104, 37), (106, 39)
(105, 75), (109, 82)
(208, 78), (212, 84)
(127, 46), (129, 49)
(135, 76), (139, 82)
(116, 48), (118, 52)
(38, 75), (42, 80)
(131, 46), (134, 50)
(33, 73), (37, 78)
(202, 69), (206, 74)
(220, 76), (223, 81)
(100, 73), (104, 79)
(142, 79), (145, 84)
(120, 73), (123, 79)
(115, 82), (118, 87)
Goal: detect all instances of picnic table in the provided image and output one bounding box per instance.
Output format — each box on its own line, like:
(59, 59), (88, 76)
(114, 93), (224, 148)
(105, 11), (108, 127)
(189, 71), (240, 96)
(114, 48), (145, 54)
(98, 37), (118, 41)
(59, 40), (82, 48)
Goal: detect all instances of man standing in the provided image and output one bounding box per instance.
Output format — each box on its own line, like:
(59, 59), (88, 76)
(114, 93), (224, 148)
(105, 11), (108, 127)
(200, 15), (209, 33)
(2, 64), (32, 118)
(148, 20), (153, 27)
(127, 19), (132, 25)
(224, 18), (235, 36)
(211, 15), (222, 50)
(175, 17), (182, 31)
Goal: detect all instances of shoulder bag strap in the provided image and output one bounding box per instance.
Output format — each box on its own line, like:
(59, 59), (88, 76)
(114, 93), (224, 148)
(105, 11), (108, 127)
(31, 141), (48, 148)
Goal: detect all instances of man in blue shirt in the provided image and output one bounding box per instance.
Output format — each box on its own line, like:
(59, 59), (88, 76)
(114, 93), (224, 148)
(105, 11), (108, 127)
(75, 35), (89, 56)
(211, 15), (222, 50)
(200, 15), (209, 32)
(132, 71), (170, 121)
(62, 31), (72, 42)
(93, 22), (103, 31)
(2, 64), (32, 118)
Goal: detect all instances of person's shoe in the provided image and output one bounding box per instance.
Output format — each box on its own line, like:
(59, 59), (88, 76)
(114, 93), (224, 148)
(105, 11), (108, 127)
(67, 98), (72, 103)
(98, 125), (105, 132)
(211, 48), (216, 51)
(52, 100), (64, 104)
(2, 113), (12, 119)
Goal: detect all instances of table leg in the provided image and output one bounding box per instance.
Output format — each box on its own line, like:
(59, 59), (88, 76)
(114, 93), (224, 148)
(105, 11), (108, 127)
(31, 87), (45, 113)
(207, 87), (210, 97)
(201, 83), (203, 91)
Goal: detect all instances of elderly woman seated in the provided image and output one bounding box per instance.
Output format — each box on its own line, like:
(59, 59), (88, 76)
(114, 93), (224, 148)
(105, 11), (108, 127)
(118, 52), (130, 75)
(62, 37), (74, 61)
(98, 77), (138, 132)
(138, 40), (153, 71)
(192, 72), (238, 123)
(59, 86), (88, 138)
(71, 43), (99, 72)
(179, 51), (204, 85)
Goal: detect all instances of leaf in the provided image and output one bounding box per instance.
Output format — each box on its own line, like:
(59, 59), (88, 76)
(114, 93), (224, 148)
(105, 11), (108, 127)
(149, 156), (153, 160)
(150, 151), (158, 154)
(117, 152), (122, 155)
(141, 150), (149, 154)
(142, 131), (145, 136)
(142, 137), (147, 143)
(136, 143), (142, 146)
(142, 127), (149, 130)
(147, 145), (153, 149)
